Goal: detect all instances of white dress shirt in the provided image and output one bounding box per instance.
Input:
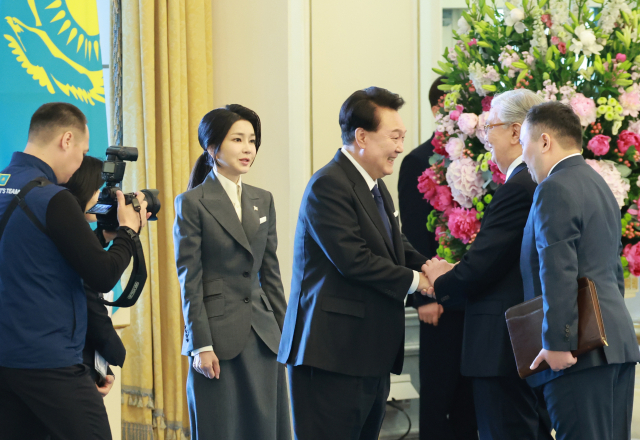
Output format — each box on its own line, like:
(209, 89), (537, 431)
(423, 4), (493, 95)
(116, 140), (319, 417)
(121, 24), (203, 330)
(547, 153), (582, 177)
(192, 166), (243, 355)
(340, 147), (420, 294)
(505, 155), (524, 181)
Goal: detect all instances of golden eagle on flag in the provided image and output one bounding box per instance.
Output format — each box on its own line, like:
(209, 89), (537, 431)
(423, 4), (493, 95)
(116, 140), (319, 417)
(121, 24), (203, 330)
(4, 0), (105, 105)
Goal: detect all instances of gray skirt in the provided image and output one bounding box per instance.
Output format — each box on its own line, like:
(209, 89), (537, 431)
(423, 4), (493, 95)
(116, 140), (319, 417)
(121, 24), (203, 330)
(187, 328), (291, 440)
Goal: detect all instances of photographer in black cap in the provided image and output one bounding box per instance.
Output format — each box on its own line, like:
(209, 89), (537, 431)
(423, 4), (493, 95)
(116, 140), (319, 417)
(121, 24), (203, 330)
(0, 102), (149, 440)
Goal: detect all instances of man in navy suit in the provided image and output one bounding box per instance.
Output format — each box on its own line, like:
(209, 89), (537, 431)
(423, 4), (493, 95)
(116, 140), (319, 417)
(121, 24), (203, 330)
(422, 90), (552, 440)
(519, 101), (640, 440)
(278, 87), (431, 440)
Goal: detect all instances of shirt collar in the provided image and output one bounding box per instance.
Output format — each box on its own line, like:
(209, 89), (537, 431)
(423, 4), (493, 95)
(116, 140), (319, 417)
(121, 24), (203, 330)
(340, 147), (377, 191)
(213, 165), (242, 202)
(505, 155), (524, 181)
(9, 152), (58, 184)
(547, 153), (582, 177)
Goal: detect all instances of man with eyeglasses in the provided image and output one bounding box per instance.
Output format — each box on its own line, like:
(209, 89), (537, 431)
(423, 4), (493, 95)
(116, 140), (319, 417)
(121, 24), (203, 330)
(422, 89), (554, 440)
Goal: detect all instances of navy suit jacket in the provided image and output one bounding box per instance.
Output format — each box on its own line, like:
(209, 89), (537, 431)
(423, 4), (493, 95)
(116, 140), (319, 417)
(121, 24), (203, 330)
(433, 163), (537, 377)
(278, 150), (427, 377)
(520, 155), (640, 387)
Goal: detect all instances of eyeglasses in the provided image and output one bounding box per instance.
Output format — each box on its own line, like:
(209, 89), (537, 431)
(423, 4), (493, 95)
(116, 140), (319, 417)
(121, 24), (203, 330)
(483, 122), (511, 132)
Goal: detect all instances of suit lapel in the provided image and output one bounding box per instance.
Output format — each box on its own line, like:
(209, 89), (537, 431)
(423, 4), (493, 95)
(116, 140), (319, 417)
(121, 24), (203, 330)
(335, 151), (398, 263)
(199, 173), (252, 255)
(241, 185), (260, 245)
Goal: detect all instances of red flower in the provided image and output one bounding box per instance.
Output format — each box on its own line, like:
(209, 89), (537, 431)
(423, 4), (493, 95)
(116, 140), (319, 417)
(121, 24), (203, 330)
(623, 243), (640, 276)
(481, 96), (493, 112)
(488, 160), (506, 184)
(469, 38), (478, 46)
(417, 169), (438, 200)
(557, 42), (567, 54)
(447, 207), (481, 244)
(432, 133), (449, 157)
(431, 185), (454, 212)
(617, 130), (640, 154)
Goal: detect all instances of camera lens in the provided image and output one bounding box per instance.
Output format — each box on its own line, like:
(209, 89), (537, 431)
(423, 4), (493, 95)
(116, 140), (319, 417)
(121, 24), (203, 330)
(140, 189), (161, 221)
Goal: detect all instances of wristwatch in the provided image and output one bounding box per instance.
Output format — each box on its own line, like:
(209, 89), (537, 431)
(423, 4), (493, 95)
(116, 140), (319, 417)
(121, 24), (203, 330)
(119, 225), (139, 237)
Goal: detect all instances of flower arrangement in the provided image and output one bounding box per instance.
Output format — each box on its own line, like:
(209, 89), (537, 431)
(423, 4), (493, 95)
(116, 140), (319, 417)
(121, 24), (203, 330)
(420, 0), (640, 277)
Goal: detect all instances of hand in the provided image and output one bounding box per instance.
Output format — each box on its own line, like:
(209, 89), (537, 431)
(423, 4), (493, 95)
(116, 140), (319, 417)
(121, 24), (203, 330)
(530, 349), (577, 372)
(417, 273), (434, 297)
(116, 190), (149, 233)
(418, 302), (444, 326)
(193, 350), (220, 379)
(102, 230), (118, 243)
(422, 258), (454, 286)
(96, 375), (115, 397)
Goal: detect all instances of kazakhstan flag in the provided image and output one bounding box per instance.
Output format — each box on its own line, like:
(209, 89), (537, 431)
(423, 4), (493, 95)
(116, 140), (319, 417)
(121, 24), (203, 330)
(0, 0), (108, 166)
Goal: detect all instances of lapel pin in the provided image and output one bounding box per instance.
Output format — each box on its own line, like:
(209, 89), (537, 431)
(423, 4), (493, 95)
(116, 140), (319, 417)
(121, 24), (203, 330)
(254, 206), (258, 211)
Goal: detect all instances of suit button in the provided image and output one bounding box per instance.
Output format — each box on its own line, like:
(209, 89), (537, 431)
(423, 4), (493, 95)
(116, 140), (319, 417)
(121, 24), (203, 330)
(243, 272), (249, 278)
(244, 298), (250, 303)
(566, 324), (570, 329)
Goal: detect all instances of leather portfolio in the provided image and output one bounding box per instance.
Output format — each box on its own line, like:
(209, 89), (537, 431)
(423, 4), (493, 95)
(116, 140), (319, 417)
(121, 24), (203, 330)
(505, 277), (608, 379)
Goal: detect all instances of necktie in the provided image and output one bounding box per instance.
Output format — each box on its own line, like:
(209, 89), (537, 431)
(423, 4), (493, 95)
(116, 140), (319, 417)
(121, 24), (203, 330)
(371, 184), (393, 243)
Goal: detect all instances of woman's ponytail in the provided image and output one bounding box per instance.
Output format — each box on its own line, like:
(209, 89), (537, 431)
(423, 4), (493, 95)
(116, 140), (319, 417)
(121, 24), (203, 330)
(187, 152), (213, 191)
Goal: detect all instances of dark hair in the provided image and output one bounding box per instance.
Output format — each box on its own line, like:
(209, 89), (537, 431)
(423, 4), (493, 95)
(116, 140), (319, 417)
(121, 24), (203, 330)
(339, 87), (405, 145)
(187, 104), (261, 190)
(524, 101), (583, 150)
(28, 102), (87, 142)
(429, 76), (446, 108)
(62, 155), (104, 212)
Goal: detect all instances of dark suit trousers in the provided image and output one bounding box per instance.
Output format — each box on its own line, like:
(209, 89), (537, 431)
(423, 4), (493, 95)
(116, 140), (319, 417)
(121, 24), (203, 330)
(538, 362), (635, 440)
(0, 364), (111, 440)
(289, 364), (390, 440)
(472, 376), (553, 440)
(418, 311), (477, 440)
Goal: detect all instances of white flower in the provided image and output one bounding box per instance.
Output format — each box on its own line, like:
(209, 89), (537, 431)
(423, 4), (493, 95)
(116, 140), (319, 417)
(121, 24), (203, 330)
(445, 137), (466, 160)
(570, 25), (604, 57)
(599, 0), (632, 36)
(586, 159), (630, 208)
(549, 0), (570, 40)
(505, 8), (526, 33)
(458, 16), (471, 34)
(530, 7), (548, 57)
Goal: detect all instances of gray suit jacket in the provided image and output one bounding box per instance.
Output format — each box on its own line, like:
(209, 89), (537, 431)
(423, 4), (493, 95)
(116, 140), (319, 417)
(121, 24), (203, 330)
(520, 155), (640, 387)
(174, 171), (286, 360)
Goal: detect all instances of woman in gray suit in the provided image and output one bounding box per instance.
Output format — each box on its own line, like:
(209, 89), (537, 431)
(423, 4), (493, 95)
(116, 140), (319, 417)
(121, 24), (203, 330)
(173, 105), (290, 440)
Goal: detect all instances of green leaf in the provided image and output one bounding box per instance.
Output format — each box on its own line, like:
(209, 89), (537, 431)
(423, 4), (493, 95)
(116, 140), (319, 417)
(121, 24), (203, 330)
(438, 84), (454, 91)
(617, 164), (633, 178)
(506, 26), (513, 37)
(477, 41), (493, 48)
(547, 60), (556, 69)
(538, 0), (548, 7)
(429, 154), (444, 166)
(569, 11), (579, 25)
(512, 60), (529, 69)
(516, 69), (529, 83)
(432, 68), (446, 75)
(563, 23), (574, 34)
(482, 84), (497, 92)
(504, 1), (515, 10)
(572, 55), (585, 71)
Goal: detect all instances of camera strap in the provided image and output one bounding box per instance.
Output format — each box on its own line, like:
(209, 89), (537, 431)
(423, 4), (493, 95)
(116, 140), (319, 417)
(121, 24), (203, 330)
(99, 227), (147, 308)
(0, 177), (51, 241)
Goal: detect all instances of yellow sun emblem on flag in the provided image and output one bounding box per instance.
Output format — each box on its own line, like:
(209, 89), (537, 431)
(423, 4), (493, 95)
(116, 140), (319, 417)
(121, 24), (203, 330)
(3, 0), (105, 105)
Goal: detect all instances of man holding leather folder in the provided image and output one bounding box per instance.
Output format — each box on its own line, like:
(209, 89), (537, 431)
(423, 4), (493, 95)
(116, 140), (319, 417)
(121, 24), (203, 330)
(518, 101), (640, 440)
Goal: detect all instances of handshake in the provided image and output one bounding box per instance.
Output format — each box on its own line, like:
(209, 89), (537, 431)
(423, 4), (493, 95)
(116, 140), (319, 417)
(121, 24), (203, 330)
(415, 257), (456, 326)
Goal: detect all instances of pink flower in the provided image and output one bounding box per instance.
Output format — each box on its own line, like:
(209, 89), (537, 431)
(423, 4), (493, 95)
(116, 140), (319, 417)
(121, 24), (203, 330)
(469, 38), (478, 46)
(432, 132), (444, 150)
(616, 53), (627, 62)
(551, 36), (560, 45)
(628, 120), (640, 135)
(617, 130), (640, 154)
(587, 135), (611, 156)
(446, 158), (486, 208)
(585, 159), (630, 208)
(476, 111), (490, 145)
(435, 226), (447, 239)
(481, 96), (493, 112)
(431, 186), (454, 212)
(488, 160), (506, 184)
(447, 207), (481, 244)
(417, 168), (438, 199)
(449, 105), (464, 121)
(445, 137), (465, 160)
(619, 88), (640, 117)
(541, 14), (552, 27)
(569, 93), (596, 127)
(623, 243), (640, 276)
(558, 42), (567, 54)
(458, 113), (479, 136)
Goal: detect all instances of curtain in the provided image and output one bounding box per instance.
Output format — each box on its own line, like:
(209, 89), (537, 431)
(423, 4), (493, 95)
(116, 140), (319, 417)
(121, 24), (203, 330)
(119, 0), (213, 438)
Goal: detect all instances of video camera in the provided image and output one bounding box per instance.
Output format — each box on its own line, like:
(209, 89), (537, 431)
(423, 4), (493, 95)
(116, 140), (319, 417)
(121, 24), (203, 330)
(87, 146), (161, 231)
